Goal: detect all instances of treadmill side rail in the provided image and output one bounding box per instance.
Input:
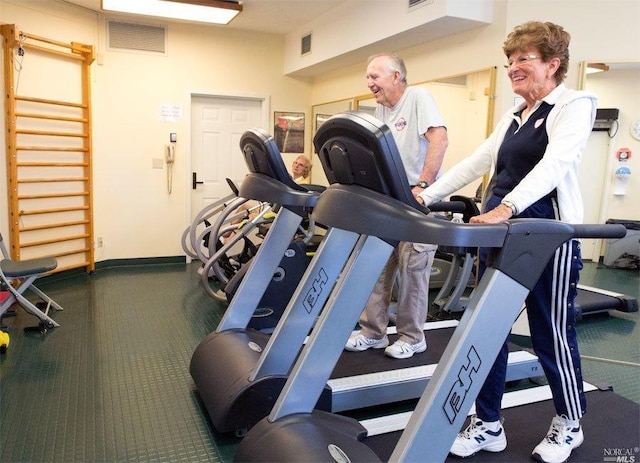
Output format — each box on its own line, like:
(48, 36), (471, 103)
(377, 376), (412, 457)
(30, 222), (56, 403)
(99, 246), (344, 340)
(391, 268), (529, 462)
(215, 207), (304, 331)
(252, 227), (361, 379)
(269, 235), (395, 421)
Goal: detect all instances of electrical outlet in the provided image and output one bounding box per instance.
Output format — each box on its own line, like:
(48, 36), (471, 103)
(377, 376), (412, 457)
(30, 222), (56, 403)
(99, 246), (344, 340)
(97, 237), (104, 248)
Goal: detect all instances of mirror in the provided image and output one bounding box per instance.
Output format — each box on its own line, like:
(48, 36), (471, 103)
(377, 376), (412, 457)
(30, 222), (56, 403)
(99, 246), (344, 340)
(310, 98), (354, 185)
(355, 96), (376, 116)
(578, 61), (640, 261)
(355, 67), (496, 199)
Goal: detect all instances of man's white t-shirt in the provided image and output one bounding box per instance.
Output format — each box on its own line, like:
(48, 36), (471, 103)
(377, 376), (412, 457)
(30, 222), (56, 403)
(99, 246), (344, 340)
(375, 86), (446, 184)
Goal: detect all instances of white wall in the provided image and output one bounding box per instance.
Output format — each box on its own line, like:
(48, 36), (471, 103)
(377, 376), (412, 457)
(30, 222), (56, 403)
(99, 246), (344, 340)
(284, 0), (493, 76)
(583, 67), (640, 222)
(1, 0), (638, 264)
(0, 0), (312, 261)
(310, 0), (640, 233)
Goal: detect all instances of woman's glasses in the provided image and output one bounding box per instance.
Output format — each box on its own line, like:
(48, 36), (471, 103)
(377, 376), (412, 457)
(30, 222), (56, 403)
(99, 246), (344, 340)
(504, 54), (539, 69)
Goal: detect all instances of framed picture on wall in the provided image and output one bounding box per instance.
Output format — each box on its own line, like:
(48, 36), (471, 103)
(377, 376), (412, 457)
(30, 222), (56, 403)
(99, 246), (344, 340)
(315, 113), (331, 132)
(274, 111), (305, 153)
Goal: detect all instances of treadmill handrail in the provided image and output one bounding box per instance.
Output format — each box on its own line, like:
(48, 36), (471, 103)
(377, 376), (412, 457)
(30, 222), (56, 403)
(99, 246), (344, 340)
(239, 174), (320, 210)
(312, 184), (508, 248)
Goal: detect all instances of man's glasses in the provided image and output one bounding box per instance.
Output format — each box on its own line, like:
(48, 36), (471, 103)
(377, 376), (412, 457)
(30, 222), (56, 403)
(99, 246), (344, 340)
(504, 54), (539, 69)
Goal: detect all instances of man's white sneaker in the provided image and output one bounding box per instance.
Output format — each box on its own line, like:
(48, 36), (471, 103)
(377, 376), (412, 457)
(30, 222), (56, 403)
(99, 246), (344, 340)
(344, 333), (389, 352)
(450, 415), (507, 457)
(384, 338), (427, 359)
(532, 415), (583, 463)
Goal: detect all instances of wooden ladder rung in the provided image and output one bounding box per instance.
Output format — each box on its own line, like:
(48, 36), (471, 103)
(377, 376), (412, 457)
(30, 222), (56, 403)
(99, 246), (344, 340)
(18, 191), (89, 200)
(23, 32), (73, 49)
(18, 177), (89, 183)
(59, 247), (91, 257)
(20, 219), (90, 232)
(20, 233), (90, 248)
(15, 95), (86, 109)
(16, 146), (89, 152)
(16, 129), (88, 138)
(17, 161), (89, 167)
(15, 112), (88, 123)
(22, 42), (83, 61)
(19, 205), (90, 215)
(52, 247), (91, 259)
(18, 248), (89, 261)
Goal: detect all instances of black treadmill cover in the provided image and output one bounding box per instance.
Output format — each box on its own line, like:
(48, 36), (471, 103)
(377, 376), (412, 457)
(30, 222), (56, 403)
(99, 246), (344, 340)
(240, 127), (306, 192)
(314, 111), (427, 212)
(238, 128), (320, 209)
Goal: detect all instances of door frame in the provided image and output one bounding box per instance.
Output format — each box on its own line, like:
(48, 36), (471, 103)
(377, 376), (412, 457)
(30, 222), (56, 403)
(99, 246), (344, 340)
(185, 91), (270, 261)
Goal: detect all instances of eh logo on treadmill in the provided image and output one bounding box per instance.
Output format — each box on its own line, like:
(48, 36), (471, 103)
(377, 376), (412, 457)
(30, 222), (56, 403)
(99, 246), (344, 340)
(303, 268), (328, 314)
(443, 346), (481, 423)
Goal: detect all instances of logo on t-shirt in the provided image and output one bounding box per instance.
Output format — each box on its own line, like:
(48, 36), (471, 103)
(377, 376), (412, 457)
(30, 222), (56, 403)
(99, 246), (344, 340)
(395, 117), (408, 131)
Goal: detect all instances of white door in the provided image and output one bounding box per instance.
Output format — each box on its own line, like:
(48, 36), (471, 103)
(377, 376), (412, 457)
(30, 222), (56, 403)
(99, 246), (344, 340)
(578, 131), (610, 261)
(190, 95), (264, 219)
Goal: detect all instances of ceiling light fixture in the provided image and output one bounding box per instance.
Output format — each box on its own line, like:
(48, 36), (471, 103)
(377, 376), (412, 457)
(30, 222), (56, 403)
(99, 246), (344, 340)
(586, 62), (610, 74)
(101, 0), (242, 25)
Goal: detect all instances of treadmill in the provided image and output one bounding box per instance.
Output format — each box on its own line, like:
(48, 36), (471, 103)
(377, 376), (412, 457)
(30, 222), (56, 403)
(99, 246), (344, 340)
(190, 124), (541, 435)
(234, 111), (633, 462)
(575, 284), (637, 319)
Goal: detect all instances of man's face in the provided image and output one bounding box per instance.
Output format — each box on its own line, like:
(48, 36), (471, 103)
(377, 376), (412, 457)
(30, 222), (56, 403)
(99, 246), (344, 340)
(366, 56), (401, 108)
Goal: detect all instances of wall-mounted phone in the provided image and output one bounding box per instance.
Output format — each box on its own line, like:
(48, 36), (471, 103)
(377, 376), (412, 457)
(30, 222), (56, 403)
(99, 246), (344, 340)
(166, 144), (176, 164)
(166, 142), (176, 194)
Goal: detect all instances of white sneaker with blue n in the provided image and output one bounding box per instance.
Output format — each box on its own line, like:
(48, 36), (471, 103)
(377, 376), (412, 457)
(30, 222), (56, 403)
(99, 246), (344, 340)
(450, 415), (507, 457)
(532, 415), (583, 463)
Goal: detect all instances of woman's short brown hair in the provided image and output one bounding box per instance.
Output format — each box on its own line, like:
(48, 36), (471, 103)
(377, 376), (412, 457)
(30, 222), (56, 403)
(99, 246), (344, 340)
(503, 21), (570, 84)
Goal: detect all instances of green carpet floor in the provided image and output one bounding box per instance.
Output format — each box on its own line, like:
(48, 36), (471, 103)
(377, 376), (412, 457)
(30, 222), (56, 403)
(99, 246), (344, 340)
(0, 260), (637, 462)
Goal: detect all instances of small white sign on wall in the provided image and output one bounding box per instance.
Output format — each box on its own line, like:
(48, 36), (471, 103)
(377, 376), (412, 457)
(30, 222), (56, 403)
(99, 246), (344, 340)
(160, 104), (183, 122)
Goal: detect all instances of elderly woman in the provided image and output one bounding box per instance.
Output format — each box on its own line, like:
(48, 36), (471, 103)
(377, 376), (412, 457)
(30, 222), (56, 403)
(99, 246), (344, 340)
(418, 21), (597, 463)
(291, 155), (311, 184)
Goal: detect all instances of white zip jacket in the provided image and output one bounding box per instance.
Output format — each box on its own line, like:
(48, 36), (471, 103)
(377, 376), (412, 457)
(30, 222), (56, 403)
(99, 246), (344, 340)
(419, 84), (597, 224)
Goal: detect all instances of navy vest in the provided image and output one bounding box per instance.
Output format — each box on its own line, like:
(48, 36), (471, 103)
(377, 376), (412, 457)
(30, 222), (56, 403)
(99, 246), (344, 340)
(493, 102), (553, 198)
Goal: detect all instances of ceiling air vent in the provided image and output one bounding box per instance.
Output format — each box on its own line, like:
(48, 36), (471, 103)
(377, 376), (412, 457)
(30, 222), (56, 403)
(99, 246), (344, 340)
(108, 20), (167, 54)
(301, 33), (312, 56)
(409, 0), (434, 9)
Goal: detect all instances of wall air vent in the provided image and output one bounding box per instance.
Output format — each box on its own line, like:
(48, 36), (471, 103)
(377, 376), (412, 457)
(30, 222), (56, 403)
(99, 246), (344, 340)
(108, 20), (167, 54)
(408, 0), (434, 10)
(301, 33), (312, 56)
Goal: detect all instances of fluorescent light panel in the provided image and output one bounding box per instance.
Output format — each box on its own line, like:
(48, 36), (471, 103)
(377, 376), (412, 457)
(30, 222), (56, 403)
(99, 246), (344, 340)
(102, 0), (242, 25)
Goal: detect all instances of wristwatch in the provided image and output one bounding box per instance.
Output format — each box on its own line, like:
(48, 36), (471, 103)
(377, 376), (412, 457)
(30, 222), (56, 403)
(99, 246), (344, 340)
(416, 180), (429, 189)
(501, 200), (517, 215)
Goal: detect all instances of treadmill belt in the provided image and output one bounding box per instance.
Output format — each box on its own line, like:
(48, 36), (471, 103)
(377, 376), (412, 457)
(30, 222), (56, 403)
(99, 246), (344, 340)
(366, 388), (639, 462)
(332, 327), (525, 378)
(576, 286), (638, 314)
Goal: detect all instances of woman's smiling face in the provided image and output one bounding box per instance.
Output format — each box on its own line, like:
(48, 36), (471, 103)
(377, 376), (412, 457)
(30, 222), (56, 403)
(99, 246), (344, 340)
(506, 49), (560, 103)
